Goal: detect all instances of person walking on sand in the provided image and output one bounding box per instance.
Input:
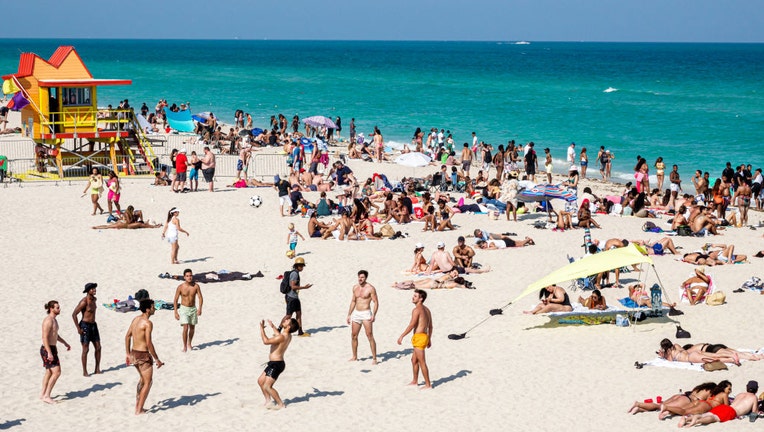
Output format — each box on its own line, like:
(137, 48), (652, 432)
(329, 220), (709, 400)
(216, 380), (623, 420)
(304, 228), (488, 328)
(173, 269), (204, 352)
(283, 257), (312, 337)
(347, 270), (379, 364)
(258, 316), (298, 410)
(72, 282), (101, 376)
(162, 207), (189, 264)
(125, 299), (164, 415)
(40, 300), (71, 404)
(105, 170), (122, 215)
(286, 222), (305, 257)
(397, 289), (433, 389)
(82, 167), (104, 215)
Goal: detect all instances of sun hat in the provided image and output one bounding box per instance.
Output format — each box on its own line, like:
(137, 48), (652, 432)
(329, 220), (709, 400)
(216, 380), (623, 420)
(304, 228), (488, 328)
(83, 282), (97, 293)
(169, 207), (180, 214)
(294, 257), (306, 266)
(696, 266), (706, 275)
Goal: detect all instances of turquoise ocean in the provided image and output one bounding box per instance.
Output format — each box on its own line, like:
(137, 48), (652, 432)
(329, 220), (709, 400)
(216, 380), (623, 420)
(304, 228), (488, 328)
(2, 39), (763, 181)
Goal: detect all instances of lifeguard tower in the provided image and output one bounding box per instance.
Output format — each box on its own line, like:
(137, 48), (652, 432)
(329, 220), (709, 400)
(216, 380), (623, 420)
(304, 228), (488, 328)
(1, 46), (158, 180)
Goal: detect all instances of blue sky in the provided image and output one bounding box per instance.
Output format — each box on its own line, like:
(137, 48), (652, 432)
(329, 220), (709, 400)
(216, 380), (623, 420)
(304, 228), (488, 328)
(5, 0), (763, 42)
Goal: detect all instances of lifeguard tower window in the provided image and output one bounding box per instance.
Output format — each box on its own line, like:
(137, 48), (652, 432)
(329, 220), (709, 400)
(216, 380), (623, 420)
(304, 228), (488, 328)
(62, 87), (91, 106)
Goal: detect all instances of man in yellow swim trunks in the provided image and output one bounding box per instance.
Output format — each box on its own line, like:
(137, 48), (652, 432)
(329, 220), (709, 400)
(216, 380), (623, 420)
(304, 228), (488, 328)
(397, 289), (433, 389)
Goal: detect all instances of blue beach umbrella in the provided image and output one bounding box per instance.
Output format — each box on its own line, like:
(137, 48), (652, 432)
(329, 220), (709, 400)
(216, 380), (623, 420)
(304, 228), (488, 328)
(251, 128), (264, 136)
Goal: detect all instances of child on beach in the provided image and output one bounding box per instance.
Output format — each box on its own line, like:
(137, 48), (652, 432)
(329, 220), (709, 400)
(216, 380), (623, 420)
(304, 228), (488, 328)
(286, 223), (305, 257)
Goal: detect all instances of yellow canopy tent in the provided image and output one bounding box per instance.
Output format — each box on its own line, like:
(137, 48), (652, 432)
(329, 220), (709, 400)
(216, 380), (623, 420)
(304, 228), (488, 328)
(517, 244), (653, 303)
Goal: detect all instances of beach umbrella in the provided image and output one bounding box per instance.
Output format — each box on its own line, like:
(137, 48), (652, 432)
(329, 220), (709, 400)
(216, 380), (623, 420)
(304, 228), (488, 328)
(251, 128), (264, 136)
(394, 152), (432, 168)
(303, 115), (338, 129)
(517, 184), (577, 203)
(299, 137), (311, 146)
(238, 129), (252, 137)
(191, 112), (211, 122)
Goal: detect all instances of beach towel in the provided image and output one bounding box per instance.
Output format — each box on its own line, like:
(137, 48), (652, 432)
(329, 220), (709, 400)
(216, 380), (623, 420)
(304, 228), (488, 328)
(159, 271), (263, 283)
(641, 348), (763, 371)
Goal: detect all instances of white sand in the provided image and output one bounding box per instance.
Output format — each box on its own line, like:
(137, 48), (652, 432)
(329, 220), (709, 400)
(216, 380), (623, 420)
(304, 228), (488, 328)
(1, 158), (763, 431)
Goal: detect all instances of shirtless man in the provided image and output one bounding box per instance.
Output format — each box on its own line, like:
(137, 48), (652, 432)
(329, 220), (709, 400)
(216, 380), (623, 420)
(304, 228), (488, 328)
(678, 381), (759, 427)
(72, 282), (101, 376)
(452, 236), (475, 268)
(346, 270), (379, 364)
(397, 289), (433, 389)
(258, 316), (298, 410)
(426, 241), (455, 274)
(173, 269), (204, 352)
(321, 210), (354, 240)
(41, 300), (71, 404)
(201, 146), (215, 192)
(125, 299), (164, 415)
(461, 143), (473, 175)
(734, 180), (752, 226)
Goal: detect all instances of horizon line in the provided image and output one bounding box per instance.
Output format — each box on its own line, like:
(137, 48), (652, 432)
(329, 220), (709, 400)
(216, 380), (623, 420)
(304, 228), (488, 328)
(0, 38), (763, 44)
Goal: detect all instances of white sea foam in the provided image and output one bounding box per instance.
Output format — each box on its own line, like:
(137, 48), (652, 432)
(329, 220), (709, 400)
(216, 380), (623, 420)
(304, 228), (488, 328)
(603, 87), (618, 93)
(515, 41), (530, 45)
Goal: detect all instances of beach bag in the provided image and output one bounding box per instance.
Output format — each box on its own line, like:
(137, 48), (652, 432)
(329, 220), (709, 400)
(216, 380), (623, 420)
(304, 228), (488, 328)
(676, 225), (693, 236)
(279, 271), (295, 294)
(675, 325), (691, 339)
(379, 224), (395, 238)
(642, 221), (663, 233)
(705, 291), (726, 306)
(702, 361), (728, 372)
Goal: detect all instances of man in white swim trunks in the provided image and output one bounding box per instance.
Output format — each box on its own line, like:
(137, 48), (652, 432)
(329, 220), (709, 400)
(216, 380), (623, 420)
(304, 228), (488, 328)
(346, 270), (378, 364)
(173, 269), (204, 352)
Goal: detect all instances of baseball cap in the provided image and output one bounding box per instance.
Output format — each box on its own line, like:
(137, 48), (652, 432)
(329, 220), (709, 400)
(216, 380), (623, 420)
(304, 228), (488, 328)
(747, 380), (758, 393)
(437, 241), (445, 249)
(415, 242), (425, 249)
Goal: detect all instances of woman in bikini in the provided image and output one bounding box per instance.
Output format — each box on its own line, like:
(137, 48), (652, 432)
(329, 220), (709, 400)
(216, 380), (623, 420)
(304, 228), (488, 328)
(524, 285), (573, 314)
(658, 381), (730, 420)
(408, 244), (428, 273)
(629, 382), (715, 415)
(92, 206), (161, 230)
(393, 269), (471, 290)
(577, 199), (600, 228)
(681, 267), (711, 305)
(654, 157), (666, 191)
(682, 252), (718, 267)
(578, 289), (607, 310)
(682, 343), (764, 361)
(82, 168), (104, 215)
(436, 201), (455, 231)
(658, 340), (740, 366)
(476, 236), (535, 249)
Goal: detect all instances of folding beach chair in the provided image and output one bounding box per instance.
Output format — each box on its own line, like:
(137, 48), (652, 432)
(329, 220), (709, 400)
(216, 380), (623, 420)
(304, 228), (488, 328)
(566, 255), (597, 292)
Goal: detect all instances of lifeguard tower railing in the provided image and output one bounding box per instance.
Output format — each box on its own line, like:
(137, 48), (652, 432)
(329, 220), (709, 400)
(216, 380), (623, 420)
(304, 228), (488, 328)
(32, 107), (158, 179)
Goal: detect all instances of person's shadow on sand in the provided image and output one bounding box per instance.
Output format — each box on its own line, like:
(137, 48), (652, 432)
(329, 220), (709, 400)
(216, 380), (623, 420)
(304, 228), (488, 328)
(305, 325), (346, 335)
(60, 382), (122, 400)
(375, 348), (413, 363)
(99, 363), (129, 374)
(283, 388), (344, 406)
(149, 392), (221, 413)
(180, 256), (213, 264)
(193, 338), (240, 350)
(0, 418), (26, 430)
(430, 369), (472, 388)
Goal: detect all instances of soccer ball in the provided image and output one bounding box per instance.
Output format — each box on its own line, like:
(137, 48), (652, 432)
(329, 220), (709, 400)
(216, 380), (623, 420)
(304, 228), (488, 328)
(286, 250), (295, 258)
(249, 195), (262, 207)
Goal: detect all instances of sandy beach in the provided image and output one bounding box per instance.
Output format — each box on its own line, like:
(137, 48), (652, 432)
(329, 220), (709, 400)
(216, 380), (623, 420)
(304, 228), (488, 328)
(1, 151), (763, 431)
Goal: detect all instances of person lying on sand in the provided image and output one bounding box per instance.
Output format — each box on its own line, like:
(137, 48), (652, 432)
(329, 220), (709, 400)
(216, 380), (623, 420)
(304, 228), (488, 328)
(475, 236), (534, 249)
(681, 267), (710, 305)
(658, 381), (730, 420)
(657, 339), (744, 365)
(628, 382), (715, 415)
(627, 283), (676, 308)
(678, 382), (760, 427)
(92, 206), (161, 229)
(393, 269), (473, 290)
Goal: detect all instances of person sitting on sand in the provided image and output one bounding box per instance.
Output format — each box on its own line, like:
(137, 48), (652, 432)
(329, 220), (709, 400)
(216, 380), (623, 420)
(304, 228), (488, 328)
(576, 199), (600, 228)
(524, 285), (573, 315)
(662, 380), (730, 420)
(628, 382), (715, 415)
(154, 171), (171, 186)
(475, 236), (535, 249)
(678, 380), (759, 427)
(307, 212), (332, 238)
(452, 236), (475, 268)
(426, 242), (455, 274)
(627, 282), (676, 308)
(681, 267), (710, 305)
(392, 268), (473, 290)
(435, 200), (455, 231)
(409, 243), (428, 273)
(657, 339), (741, 365)
(578, 289), (607, 310)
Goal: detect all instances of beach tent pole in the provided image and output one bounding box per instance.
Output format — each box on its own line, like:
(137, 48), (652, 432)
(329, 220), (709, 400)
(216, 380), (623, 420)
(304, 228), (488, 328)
(448, 301), (512, 340)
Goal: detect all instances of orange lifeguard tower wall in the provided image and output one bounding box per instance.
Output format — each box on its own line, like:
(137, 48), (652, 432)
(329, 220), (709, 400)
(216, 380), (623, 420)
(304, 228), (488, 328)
(2, 46), (131, 142)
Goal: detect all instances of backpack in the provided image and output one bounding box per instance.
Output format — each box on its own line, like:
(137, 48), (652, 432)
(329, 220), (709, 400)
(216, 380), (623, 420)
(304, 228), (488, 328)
(280, 271), (294, 294)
